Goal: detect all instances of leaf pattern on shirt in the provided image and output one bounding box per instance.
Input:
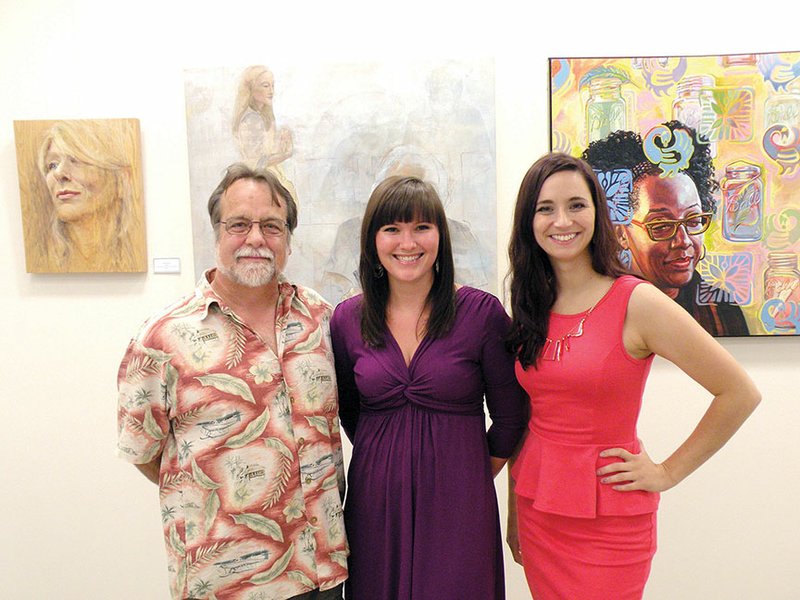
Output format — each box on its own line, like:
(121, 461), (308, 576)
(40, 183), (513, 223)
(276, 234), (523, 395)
(140, 441), (162, 464)
(321, 474), (338, 491)
(195, 373), (256, 403)
(223, 317), (247, 368)
(185, 540), (236, 574)
(168, 522), (186, 556)
(190, 457), (221, 490)
(126, 353), (162, 382)
(230, 513), (284, 542)
(329, 550), (348, 568)
(246, 544), (294, 585)
(169, 296), (206, 319)
(174, 406), (204, 433)
(292, 328), (322, 354)
(122, 412), (146, 435)
(265, 437), (293, 459)
(287, 569), (316, 590)
(291, 295), (313, 319)
(144, 346), (173, 363)
(224, 408), (270, 449)
(143, 405), (167, 440)
(305, 416), (330, 436)
(262, 438), (293, 510)
(204, 490), (220, 536)
(160, 471), (191, 499)
(163, 363), (179, 411)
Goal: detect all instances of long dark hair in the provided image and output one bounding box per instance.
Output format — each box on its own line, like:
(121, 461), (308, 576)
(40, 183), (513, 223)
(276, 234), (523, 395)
(359, 176), (456, 347)
(507, 153), (626, 368)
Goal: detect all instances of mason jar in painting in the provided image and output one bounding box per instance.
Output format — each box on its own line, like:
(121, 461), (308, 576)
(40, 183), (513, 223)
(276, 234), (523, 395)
(586, 77), (626, 143)
(721, 161), (763, 243)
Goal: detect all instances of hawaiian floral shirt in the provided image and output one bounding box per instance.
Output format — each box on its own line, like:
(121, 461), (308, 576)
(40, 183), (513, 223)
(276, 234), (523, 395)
(117, 270), (348, 600)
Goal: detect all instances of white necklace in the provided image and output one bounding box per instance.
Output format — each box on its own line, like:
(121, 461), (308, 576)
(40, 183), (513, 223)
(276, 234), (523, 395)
(541, 302), (599, 362)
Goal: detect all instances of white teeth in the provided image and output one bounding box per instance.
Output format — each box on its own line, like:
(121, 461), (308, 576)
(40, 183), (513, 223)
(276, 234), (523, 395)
(551, 233), (577, 241)
(395, 255), (421, 262)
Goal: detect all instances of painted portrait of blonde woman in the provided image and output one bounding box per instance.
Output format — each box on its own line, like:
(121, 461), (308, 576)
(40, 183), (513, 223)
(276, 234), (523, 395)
(14, 118), (146, 273)
(232, 65), (297, 203)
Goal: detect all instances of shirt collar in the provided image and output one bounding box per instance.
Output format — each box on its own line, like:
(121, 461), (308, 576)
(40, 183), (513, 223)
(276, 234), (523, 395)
(194, 268), (297, 320)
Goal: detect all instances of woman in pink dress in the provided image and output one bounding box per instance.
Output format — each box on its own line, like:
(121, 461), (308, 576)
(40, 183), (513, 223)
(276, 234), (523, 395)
(505, 153), (760, 599)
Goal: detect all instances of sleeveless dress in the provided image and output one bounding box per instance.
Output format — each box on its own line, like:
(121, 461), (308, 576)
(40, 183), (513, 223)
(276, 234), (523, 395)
(513, 275), (659, 600)
(331, 287), (527, 600)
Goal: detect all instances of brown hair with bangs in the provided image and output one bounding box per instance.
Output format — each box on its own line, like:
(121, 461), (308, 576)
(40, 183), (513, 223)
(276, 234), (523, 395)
(507, 153), (627, 368)
(359, 175), (456, 347)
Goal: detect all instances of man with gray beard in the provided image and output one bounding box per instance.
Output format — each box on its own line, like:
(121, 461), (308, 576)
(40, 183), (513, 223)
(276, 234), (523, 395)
(116, 164), (347, 600)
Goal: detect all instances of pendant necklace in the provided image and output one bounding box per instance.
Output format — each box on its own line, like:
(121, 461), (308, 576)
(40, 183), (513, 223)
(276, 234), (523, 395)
(541, 299), (600, 362)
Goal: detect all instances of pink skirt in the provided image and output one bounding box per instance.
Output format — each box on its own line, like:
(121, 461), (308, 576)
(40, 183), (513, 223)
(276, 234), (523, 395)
(517, 498), (657, 600)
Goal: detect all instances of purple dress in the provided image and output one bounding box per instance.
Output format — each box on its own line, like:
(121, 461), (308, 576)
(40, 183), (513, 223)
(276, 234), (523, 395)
(330, 287), (527, 600)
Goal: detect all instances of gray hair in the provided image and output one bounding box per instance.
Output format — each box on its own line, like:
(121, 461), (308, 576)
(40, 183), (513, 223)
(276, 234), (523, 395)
(208, 163), (298, 238)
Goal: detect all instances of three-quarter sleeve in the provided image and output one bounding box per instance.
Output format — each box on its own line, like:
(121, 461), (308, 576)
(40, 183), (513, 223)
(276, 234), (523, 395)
(330, 301), (361, 442)
(480, 296), (527, 458)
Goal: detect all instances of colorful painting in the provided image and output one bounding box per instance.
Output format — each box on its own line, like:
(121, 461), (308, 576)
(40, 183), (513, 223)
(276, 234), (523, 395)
(13, 118), (146, 273)
(184, 59), (496, 304)
(551, 52), (800, 336)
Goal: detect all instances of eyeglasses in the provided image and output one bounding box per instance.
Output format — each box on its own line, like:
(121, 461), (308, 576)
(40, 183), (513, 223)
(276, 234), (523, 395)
(219, 218), (289, 237)
(630, 212), (713, 241)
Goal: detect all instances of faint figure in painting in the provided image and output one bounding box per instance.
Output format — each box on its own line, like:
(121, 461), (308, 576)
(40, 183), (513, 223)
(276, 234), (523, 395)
(317, 135), (385, 302)
(22, 119), (146, 273)
(232, 65), (298, 202)
(404, 63), (493, 224)
(583, 120), (749, 336)
(321, 145), (491, 303)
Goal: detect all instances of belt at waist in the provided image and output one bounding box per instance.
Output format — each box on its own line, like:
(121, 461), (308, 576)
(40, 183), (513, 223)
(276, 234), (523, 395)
(511, 430), (659, 518)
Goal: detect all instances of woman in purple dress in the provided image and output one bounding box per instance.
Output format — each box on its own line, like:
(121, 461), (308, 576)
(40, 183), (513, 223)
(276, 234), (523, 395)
(330, 176), (526, 599)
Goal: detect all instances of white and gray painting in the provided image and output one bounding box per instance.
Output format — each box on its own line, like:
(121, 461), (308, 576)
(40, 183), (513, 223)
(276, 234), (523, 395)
(184, 59), (496, 303)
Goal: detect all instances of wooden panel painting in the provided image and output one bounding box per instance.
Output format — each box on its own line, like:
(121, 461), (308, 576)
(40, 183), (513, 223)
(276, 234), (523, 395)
(550, 52), (800, 336)
(14, 118), (146, 273)
(184, 60), (496, 304)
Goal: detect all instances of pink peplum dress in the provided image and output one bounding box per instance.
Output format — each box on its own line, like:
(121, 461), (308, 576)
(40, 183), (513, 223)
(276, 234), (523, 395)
(513, 275), (660, 600)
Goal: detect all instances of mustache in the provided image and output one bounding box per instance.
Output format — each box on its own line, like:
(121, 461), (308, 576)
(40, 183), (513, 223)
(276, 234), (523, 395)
(235, 247), (274, 259)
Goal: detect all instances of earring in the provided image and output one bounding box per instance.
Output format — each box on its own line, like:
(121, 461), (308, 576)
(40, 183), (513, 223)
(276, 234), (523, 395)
(699, 245), (707, 261)
(374, 264), (385, 278)
(619, 249), (632, 269)
(434, 260), (440, 274)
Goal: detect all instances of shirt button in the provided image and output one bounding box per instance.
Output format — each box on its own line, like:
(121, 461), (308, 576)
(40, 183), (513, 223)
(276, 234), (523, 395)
(298, 437), (305, 445)
(305, 476), (312, 484)
(310, 516), (318, 524)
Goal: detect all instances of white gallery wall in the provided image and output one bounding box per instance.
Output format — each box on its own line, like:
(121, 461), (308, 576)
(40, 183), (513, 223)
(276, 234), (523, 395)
(1, 1), (798, 598)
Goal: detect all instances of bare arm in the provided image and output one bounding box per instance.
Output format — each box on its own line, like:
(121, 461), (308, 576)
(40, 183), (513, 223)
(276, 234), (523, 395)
(506, 468), (523, 565)
(134, 456), (161, 485)
(490, 456), (507, 478)
(504, 432), (527, 566)
(597, 284), (761, 492)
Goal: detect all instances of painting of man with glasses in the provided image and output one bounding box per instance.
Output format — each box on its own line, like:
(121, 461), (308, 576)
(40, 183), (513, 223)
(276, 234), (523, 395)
(583, 120), (749, 336)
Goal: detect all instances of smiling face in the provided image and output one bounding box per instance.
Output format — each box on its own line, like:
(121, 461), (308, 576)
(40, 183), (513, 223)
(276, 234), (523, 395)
(43, 140), (118, 224)
(375, 218), (440, 288)
(214, 178), (290, 289)
(622, 173), (703, 297)
(532, 169), (596, 265)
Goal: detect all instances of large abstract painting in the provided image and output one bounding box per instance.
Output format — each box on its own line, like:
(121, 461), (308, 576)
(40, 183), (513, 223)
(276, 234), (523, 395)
(14, 118), (146, 273)
(184, 59), (496, 303)
(551, 52), (800, 336)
